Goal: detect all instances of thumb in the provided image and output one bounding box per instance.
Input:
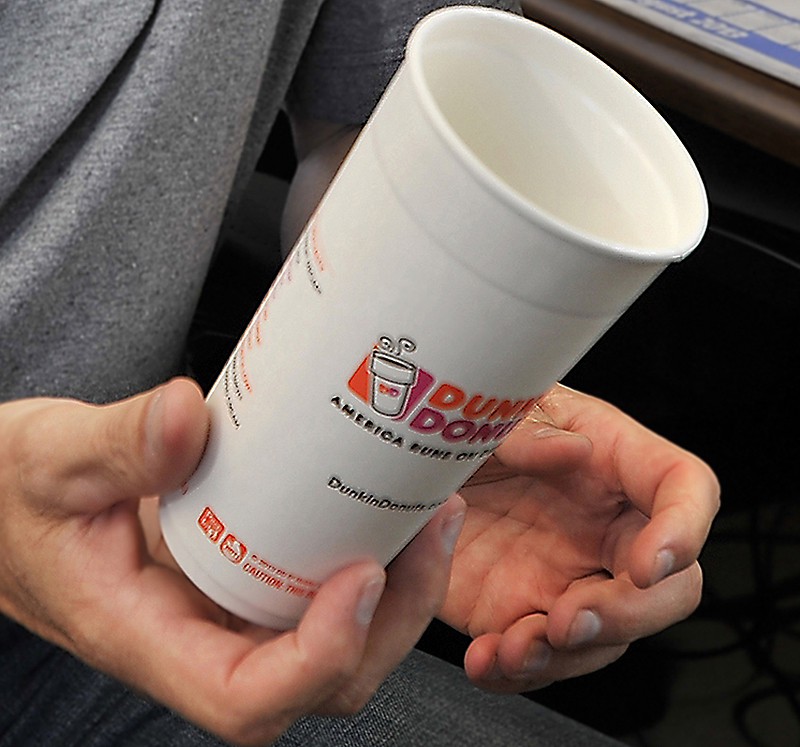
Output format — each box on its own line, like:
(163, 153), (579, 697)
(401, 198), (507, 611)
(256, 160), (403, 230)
(10, 378), (209, 516)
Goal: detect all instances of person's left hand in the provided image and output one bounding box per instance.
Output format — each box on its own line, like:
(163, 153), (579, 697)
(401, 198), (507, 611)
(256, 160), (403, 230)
(438, 383), (720, 692)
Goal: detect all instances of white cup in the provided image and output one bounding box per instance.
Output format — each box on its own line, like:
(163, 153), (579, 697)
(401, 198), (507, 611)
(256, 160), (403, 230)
(160, 6), (707, 629)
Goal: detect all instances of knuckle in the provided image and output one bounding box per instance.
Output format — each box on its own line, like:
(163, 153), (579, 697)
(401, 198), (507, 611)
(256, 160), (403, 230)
(9, 408), (57, 498)
(323, 680), (375, 716)
(306, 644), (361, 688)
(413, 587), (445, 624)
(303, 623), (366, 683)
(224, 721), (290, 747)
(96, 408), (148, 487)
(296, 646), (373, 718)
(410, 564), (450, 620)
(206, 700), (295, 747)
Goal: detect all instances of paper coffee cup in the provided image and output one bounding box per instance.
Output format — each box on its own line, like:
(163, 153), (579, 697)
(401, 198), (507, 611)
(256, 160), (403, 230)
(160, 7), (707, 629)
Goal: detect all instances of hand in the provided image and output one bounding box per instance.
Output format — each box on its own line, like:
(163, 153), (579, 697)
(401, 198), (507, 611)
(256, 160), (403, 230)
(0, 378), (465, 746)
(439, 384), (720, 692)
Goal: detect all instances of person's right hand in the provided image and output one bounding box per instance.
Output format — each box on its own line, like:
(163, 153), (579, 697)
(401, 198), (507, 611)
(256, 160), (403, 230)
(0, 378), (465, 746)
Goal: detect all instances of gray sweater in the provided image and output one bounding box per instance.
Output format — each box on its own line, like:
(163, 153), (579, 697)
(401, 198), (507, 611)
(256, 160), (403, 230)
(0, 0), (518, 404)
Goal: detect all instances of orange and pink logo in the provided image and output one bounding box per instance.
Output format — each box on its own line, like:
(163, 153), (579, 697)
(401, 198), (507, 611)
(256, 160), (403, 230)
(347, 335), (536, 445)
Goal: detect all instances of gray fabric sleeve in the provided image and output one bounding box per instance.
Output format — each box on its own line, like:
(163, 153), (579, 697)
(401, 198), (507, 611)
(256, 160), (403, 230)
(286, 0), (522, 125)
(0, 0), (324, 403)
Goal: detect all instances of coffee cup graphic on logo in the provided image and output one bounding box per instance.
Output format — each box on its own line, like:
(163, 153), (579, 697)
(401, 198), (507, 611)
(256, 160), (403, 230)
(368, 336), (419, 417)
(159, 6), (708, 629)
(369, 350), (418, 417)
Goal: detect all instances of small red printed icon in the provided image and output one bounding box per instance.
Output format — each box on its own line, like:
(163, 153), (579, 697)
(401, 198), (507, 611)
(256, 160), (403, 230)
(219, 534), (247, 564)
(379, 382), (401, 398)
(198, 506), (225, 543)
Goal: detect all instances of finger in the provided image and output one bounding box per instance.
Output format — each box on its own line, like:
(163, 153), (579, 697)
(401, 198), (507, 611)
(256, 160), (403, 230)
(10, 378), (209, 515)
(86, 559), (386, 747)
(222, 562), (386, 743)
(320, 495), (466, 715)
(627, 458), (720, 588)
(538, 384), (720, 587)
(118, 496), (462, 741)
(463, 616), (627, 692)
(546, 564), (703, 652)
(597, 449), (718, 590)
(538, 385), (719, 519)
(489, 391), (593, 477)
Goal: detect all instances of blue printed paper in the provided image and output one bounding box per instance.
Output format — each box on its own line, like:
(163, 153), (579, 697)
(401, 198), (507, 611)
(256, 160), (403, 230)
(593, 0), (800, 87)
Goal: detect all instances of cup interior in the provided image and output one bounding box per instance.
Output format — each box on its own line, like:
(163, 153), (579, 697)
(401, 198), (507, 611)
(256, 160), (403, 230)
(411, 10), (706, 255)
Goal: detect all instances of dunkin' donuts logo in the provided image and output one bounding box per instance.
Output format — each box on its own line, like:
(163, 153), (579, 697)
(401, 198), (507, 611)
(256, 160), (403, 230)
(349, 336), (430, 419)
(346, 335), (537, 446)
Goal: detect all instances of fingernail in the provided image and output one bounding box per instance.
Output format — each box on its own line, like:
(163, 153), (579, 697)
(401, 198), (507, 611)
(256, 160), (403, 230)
(441, 508), (466, 556)
(651, 549), (676, 585)
(517, 643), (551, 678)
(566, 609), (601, 647)
(529, 424), (563, 438)
(355, 574), (385, 627)
(532, 425), (587, 440)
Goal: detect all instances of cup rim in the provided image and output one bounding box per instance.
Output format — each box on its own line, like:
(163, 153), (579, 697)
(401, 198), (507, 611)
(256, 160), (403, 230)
(369, 350), (418, 382)
(405, 6), (708, 264)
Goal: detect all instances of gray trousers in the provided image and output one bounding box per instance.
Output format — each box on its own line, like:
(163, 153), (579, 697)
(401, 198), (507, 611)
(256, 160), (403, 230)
(0, 615), (620, 746)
